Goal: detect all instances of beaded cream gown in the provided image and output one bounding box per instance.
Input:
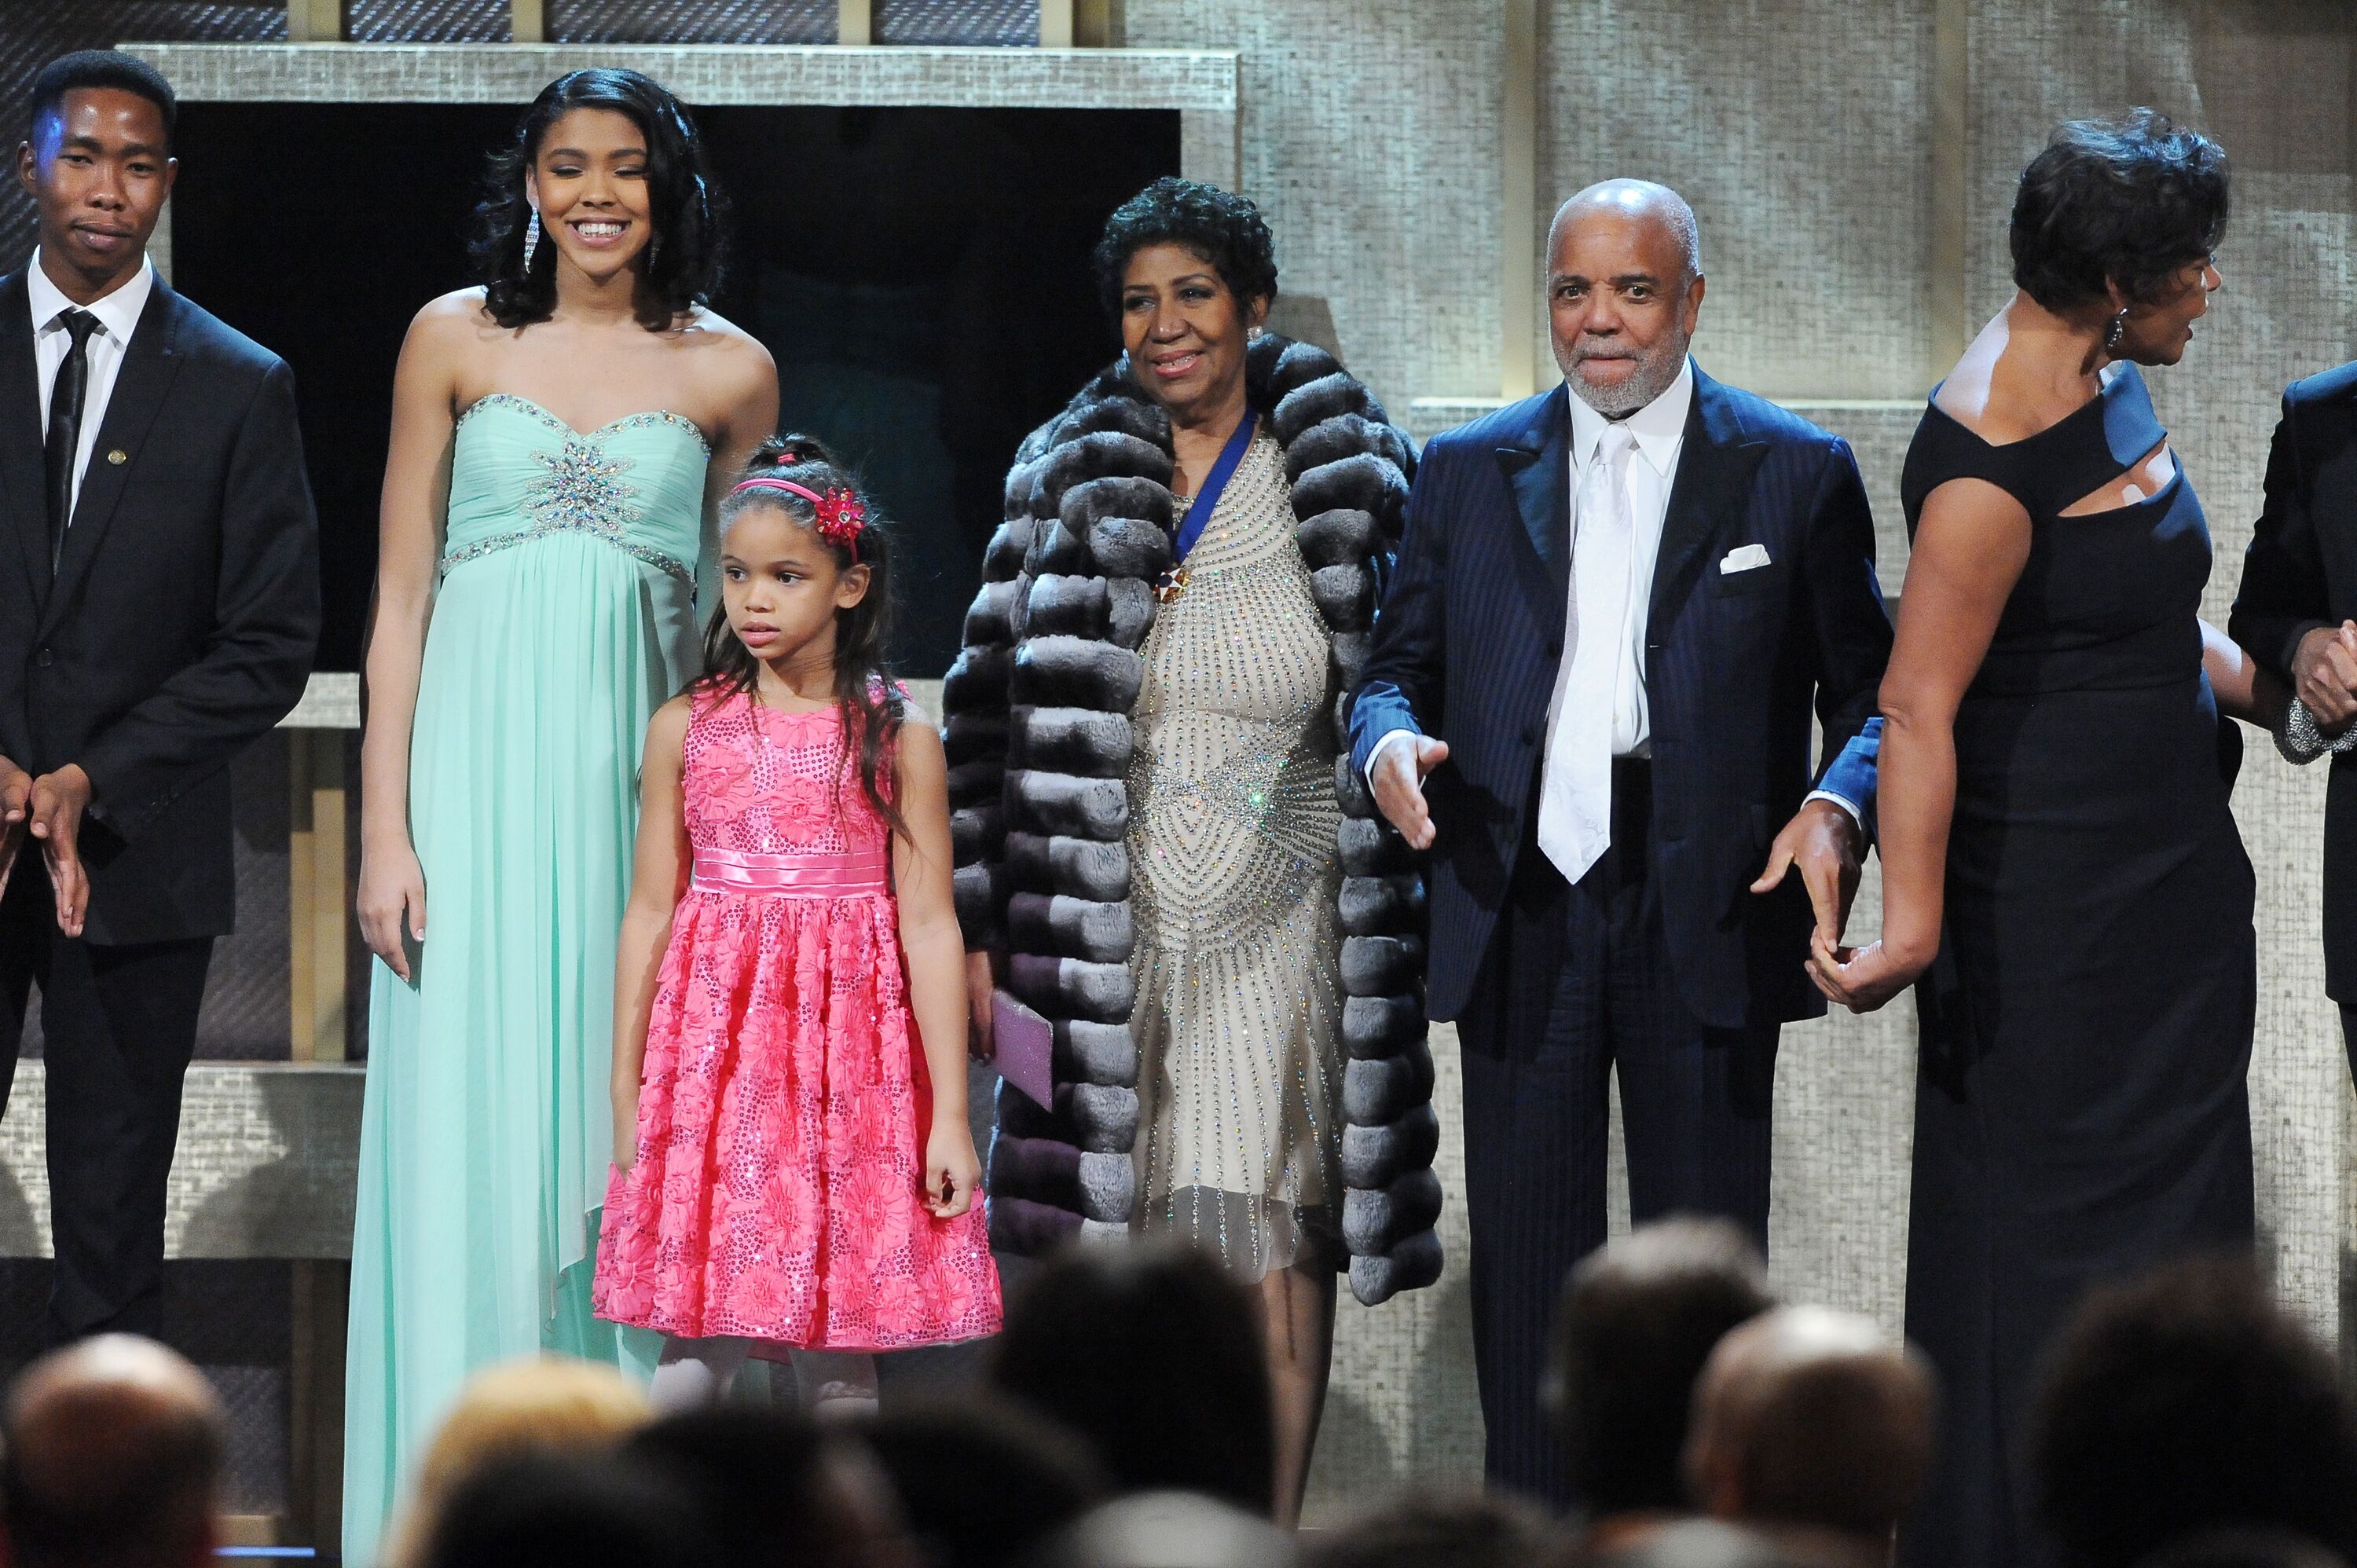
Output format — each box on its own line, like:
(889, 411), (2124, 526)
(1127, 434), (1344, 1277)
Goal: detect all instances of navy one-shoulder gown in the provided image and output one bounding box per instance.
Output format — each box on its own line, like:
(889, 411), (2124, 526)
(1898, 365), (2256, 1568)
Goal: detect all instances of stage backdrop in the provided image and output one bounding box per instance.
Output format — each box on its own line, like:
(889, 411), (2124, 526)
(0, 0), (2350, 1532)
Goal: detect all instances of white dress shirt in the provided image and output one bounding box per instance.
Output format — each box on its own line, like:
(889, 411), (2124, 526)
(28, 247), (154, 527)
(1366, 357), (1864, 845)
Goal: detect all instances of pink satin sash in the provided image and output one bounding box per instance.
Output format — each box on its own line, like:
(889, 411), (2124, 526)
(690, 846), (891, 898)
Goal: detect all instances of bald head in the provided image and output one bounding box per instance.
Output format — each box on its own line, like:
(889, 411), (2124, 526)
(2, 1335), (225, 1568)
(1684, 1308), (1937, 1544)
(1547, 181), (1705, 416)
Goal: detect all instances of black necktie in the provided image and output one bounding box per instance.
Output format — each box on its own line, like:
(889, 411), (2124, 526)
(43, 307), (100, 577)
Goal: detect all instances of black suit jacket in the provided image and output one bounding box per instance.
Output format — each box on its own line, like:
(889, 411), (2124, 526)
(1349, 370), (1892, 1029)
(2229, 361), (2357, 1000)
(0, 269), (319, 945)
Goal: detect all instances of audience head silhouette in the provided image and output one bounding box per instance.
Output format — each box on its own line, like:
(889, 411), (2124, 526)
(1036, 1492), (1295, 1568)
(0, 1334), (225, 1568)
(626, 1405), (919, 1568)
(988, 1243), (1276, 1515)
(1548, 1218), (1775, 1533)
(383, 1354), (651, 1568)
(859, 1394), (1109, 1568)
(2029, 1257), (2357, 1568)
(1684, 1306), (1937, 1563)
(1303, 1486), (1551, 1568)
(420, 1450), (716, 1568)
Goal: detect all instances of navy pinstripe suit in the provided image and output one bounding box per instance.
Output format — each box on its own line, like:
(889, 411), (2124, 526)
(1349, 368), (1891, 1504)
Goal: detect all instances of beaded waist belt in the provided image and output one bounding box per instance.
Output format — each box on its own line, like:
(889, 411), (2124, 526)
(689, 846), (890, 897)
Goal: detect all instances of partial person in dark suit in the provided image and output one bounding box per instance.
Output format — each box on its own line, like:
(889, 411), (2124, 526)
(2228, 359), (2357, 1078)
(0, 53), (319, 1340)
(1349, 180), (1892, 1505)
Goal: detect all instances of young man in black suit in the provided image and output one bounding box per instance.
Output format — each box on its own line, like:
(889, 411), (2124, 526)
(0, 52), (318, 1340)
(2231, 361), (2357, 1079)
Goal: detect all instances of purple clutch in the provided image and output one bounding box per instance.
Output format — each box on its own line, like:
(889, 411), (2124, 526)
(991, 989), (1056, 1108)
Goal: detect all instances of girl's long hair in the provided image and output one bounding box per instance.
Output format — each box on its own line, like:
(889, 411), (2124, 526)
(702, 435), (907, 841)
(468, 67), (727, 332)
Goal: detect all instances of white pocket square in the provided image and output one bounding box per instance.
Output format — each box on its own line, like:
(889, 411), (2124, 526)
(1719, 544), (1772, 573)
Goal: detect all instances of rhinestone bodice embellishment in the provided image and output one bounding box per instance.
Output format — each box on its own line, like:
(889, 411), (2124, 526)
(438, 394), (707, 587)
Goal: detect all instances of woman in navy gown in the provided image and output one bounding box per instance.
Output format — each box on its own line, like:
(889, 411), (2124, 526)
(1812, 112), (2283, 1567)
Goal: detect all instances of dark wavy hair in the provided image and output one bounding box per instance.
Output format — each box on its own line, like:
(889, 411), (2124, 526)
(468, 68), (727, 332)
(700, 434), (905, 841)
(1091, 176), (1279, 324)
(2011, 108), (2229, 313)
(2028, 1256), (2357, 1568)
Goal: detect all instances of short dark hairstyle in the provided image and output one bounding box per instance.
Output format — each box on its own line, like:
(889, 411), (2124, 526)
(424, 1451), (715, 1568)
(27, 51), (177, 148)
(987, 1243), (1276, 1516)
(1304, 1487), (1552, 1568)
(1092, 176), (1279, 324)
(2028, 1257), (2357, 1568)
(862, 1395), (1109, 1568)
(1547, 1217), (1776, 1518)
(469, 68), (727, 332)
(2010, 108), (2228, 313)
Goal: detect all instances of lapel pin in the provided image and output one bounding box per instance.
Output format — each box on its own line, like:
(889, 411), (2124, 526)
(105, 449), (126, 466)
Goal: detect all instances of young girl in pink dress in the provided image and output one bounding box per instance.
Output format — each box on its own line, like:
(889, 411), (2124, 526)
(592, 435), (999, 1413)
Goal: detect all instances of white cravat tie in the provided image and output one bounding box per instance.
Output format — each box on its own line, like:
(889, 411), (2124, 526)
(1538, 420), (1637, 885)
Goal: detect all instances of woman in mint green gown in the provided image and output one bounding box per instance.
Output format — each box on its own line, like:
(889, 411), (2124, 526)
(348, 70), (776, 1567)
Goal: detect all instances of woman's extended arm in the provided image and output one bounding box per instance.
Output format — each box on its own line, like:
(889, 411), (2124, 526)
(2202, 618), (2289, 731)
(893, 714), (981, 1219)
(1811, 478), (2032, 1013)
(356, 300), (465, 982)
(610, 697), (693, 1172)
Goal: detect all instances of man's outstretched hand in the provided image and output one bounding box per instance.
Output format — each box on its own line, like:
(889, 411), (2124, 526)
(1750, 797), (1863, 952)
(1370, 735), (1450, 850)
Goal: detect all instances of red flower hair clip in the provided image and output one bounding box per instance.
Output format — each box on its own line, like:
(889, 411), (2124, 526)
(729, 477), (869, 563)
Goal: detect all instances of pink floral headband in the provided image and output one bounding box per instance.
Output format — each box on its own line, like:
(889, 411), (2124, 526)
(730, 476), (867, 562)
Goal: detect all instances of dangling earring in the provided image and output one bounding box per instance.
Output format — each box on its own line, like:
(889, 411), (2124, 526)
(523, 206), (541, 272)
(2103, 306), (2127, 354)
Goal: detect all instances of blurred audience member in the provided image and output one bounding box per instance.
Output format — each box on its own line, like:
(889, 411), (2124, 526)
(862, 1394), (1109, 1568)
(1305, 1486), (1551, 1568)
(1684, 1306), (1936, 1567)
(1547, 1218), (1774, 1545)
(420, 1450), (714, 1568)
(384, 1353), (651, 1567)
(989, 1244), (1275, 1515)
(1580, 1518), (1810, 1568)
(1037, 1491), (1294, 1568)
(0, 1335), (225, 1568)
(2029, 1258), (2357, 1568)
(626, 1405), (918, 1568)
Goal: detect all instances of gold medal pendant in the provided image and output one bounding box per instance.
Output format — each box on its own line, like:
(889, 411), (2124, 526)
(1153, 564), (1191, 604)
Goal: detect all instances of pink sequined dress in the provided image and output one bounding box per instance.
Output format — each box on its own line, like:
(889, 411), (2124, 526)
(592, 687), (1001, 1350)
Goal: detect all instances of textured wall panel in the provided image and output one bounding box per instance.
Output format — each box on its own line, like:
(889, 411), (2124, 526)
(874, 0), (1036, 46)
(346, 0), (506, 41)
(547, 0), (834, 43)
(1538, 0), (1942, 401)
(1123, 0), (1505, 414)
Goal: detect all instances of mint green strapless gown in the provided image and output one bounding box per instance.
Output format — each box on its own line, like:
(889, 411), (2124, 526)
(344, 395), (711, 1566)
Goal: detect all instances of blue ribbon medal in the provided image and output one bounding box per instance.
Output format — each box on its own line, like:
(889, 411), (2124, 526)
(1155, 410), (1257, 604)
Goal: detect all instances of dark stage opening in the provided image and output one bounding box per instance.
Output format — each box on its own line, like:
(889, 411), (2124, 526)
(170, 101), (1182, 676)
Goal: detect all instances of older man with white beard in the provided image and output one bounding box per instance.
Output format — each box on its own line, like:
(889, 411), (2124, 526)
(1349, 180), (1894, 1506)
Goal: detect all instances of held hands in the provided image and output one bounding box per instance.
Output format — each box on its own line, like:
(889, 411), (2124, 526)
(924, 1119), (983, 1220)
(1370, 735), (1450, 850)
(2292, 621), (2357, 732)
(1805, 932), (1930, 1015)
(1750, 798), (1863, 953)
(1, 761), (93, 938)
(357, 837), (428, 983)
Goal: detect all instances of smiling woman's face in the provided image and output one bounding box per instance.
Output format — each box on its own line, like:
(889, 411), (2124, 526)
(525, 107), (655, 284)
(1118, 242), (1265, 425)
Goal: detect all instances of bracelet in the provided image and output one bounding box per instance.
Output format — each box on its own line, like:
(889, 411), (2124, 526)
(2278, 698), (2357, 764)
